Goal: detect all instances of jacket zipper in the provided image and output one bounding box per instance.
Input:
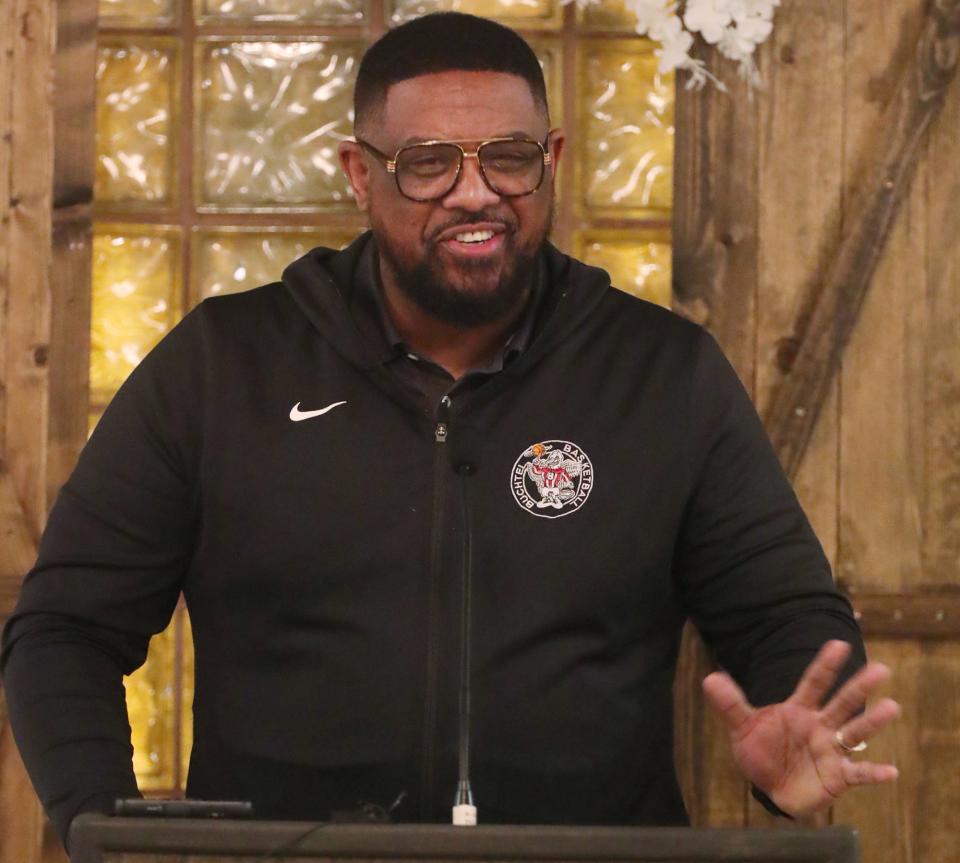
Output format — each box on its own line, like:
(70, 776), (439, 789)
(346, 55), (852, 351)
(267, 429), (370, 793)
(421, 394), (451, 818)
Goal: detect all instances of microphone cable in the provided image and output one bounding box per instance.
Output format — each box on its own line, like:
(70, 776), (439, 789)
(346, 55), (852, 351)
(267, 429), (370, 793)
(254, 791), (408, 861)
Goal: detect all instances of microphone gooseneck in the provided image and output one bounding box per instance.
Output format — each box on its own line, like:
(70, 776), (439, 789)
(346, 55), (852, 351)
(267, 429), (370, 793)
(452, 461), (477, 827)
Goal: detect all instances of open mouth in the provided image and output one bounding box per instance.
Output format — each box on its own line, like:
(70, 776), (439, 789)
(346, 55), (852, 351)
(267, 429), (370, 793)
(455, 229), (495, 244)
(440, 227), (506, 256)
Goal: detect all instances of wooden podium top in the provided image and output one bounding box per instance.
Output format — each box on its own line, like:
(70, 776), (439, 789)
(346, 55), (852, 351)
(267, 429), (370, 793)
(68, 816), (859, 863)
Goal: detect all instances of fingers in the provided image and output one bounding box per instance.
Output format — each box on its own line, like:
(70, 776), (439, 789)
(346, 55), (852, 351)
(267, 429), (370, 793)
(821, 661), (892, 730)
(790, 640), (852, 709)
(836, 699), (900, 788)
(835, 697), (901, 748)
(841, 757), (899, 787)
(702, 671), (755, 734)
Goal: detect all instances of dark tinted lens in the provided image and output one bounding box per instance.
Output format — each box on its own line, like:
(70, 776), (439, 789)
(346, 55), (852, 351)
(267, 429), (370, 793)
(396, 144), (461, 199)
(479, 140), (544, 195)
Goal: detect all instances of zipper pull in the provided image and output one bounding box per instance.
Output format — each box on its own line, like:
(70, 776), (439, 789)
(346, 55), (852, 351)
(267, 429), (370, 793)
(435, 394), (452, 443)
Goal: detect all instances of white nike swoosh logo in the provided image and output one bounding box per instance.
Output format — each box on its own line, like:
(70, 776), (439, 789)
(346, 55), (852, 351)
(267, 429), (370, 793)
(289, 401), (347, 422)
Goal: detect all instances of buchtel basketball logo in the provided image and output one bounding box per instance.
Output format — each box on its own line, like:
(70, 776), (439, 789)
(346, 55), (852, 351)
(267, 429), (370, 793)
(511, 441), (594, 519)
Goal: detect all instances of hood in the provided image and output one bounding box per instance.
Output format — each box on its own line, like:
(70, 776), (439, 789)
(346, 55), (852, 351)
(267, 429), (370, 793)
(281, 230), (613, 377)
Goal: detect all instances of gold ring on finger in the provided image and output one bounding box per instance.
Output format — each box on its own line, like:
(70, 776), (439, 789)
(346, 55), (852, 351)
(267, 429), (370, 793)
(835, 728), (868, 753)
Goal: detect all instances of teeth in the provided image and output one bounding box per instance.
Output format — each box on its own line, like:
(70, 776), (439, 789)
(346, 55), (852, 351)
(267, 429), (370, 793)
(454, 230), (495, 244)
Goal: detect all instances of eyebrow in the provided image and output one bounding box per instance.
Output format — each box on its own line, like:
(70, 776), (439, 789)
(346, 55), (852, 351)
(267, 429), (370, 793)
(397, 130), (537, 147)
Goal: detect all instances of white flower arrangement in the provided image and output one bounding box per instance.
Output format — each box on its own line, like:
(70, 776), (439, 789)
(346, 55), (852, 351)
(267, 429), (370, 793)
(563, 0), (781, 90)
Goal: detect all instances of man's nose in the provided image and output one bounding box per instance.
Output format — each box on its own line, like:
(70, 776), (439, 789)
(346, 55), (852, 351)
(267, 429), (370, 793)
(441, 154), (501, 210)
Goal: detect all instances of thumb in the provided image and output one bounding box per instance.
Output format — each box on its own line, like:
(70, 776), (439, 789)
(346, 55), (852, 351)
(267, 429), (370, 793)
(703, 670), (755, 733)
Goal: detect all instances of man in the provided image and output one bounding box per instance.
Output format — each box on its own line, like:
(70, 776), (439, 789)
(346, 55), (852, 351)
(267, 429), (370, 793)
(2, 12), (898, 848)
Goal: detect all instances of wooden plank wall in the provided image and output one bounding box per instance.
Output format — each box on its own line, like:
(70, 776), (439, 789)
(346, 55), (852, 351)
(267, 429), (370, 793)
(832, 2), (960, 861)
(0, 0), (94, 857)
(674, 0), (960, 861)
(0, 0), (54, 857)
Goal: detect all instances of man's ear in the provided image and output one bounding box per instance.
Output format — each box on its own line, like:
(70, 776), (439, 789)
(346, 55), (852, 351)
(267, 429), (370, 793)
(546, 128), (566, 181)
(338, 140), (370, 211)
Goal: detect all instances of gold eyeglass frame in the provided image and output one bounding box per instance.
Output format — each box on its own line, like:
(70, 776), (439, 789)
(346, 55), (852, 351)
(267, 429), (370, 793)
(356, 134), (554, 202)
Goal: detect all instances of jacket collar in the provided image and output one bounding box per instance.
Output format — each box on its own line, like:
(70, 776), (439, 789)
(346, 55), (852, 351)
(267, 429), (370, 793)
(281, 230), (612, 380)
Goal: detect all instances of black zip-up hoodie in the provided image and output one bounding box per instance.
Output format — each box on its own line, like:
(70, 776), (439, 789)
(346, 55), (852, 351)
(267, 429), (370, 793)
(2, 233), (864, 844)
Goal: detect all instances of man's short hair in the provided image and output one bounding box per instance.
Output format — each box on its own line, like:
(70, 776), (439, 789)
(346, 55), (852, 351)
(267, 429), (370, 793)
(353, 12), (550, 133)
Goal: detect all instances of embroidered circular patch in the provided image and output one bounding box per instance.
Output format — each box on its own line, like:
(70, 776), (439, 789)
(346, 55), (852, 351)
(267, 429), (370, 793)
(510, 441), (594, 519)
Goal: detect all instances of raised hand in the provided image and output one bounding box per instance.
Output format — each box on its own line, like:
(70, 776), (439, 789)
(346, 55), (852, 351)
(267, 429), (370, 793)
(702, 639), (901, 816)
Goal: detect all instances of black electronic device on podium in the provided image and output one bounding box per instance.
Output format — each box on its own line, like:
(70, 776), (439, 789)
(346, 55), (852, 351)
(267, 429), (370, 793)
(68, 814), (859, 863)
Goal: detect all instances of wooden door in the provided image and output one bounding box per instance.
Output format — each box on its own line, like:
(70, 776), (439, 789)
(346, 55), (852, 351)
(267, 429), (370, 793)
(673, 2), (960, 862)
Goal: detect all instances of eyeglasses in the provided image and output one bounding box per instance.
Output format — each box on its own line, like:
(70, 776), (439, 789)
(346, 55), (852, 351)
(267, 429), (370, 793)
(356, 135), (553, 202)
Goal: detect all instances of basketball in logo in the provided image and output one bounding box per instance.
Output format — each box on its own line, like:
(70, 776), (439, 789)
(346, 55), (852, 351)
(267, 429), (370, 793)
(510, 441), (594, 519)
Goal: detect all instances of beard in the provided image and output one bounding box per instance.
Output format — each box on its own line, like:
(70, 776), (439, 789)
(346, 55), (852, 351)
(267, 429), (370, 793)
(372, 205), (553, 328)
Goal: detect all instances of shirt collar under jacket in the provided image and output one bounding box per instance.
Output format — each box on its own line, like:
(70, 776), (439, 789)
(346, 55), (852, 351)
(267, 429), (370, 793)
(281, 231), (613, 403)
(348, 234), (547, 379)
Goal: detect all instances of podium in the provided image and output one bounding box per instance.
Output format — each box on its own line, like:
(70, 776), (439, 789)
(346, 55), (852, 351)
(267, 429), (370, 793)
(68, 816), (859, 863)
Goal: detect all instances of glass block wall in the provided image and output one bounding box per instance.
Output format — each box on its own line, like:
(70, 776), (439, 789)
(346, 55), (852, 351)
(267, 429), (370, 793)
(93, 0), (674, 793)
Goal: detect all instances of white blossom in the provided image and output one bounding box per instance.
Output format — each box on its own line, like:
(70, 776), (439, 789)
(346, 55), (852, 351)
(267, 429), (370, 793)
(622, 0), (677, 38)
(735, 14), (774, 44)
(564, 0), (778, 91)
(647, 10), (683, 41)
(684, 0), (732, 44)
(654, 26), (694, 74)
(717, 24), (756, 60)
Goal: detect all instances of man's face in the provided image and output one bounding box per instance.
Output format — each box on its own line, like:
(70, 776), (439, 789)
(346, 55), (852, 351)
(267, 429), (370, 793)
(339, 70), (565, 327)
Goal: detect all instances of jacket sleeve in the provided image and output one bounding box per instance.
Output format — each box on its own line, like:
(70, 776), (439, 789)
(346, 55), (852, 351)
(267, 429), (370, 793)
(674, 330), (866, 712)
(0, 306), (206, 846)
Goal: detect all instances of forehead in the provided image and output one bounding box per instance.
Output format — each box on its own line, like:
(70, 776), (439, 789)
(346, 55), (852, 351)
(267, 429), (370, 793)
(376, 70), (547, 146)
